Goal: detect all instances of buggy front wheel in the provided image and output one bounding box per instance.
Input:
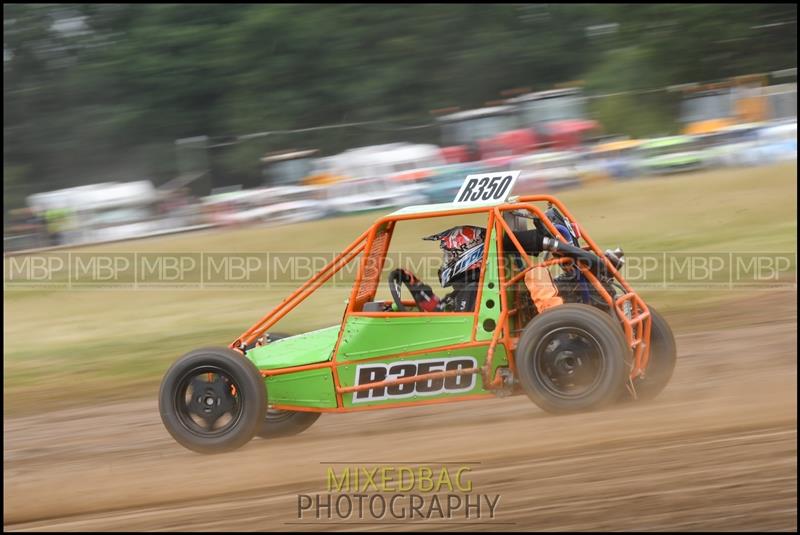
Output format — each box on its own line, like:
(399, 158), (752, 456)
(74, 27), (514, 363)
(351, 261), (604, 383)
(159, 347), (266, 454)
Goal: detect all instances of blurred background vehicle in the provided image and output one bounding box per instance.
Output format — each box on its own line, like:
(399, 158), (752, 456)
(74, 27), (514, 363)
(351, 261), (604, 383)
(319, 143), (444, 182)
(701, 123), (767, 168)
(261, 149), (319, 187)
(757, 120), (798, 162)
(24, 181), (200, 246)
(679, 76), (761, 136)
(580, 138), (642, 182)
(201, 188), (265, 227)
(513, 150), (583, 193)
(678, 74), (797, 136)
(434, 106), (535, 163)
(635, 136), (709, 175)
(322, 176), (427, 215)
(261, 148), (351, 187)
(424, 162), (491, 204)
(507, 86), (602, 150)
(216, 186), (326, 227)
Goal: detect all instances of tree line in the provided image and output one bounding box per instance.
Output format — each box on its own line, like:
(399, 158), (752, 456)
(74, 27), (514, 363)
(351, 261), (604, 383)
(3, 4), (797, 209)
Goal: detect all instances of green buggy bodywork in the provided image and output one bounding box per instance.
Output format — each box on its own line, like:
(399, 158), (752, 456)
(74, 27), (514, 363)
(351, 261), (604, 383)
(636, 135), (708, 174)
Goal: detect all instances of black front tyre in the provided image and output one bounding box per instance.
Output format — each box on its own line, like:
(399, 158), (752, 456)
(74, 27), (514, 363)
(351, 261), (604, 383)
(159, 347), (267, 454)
(516, 304), (630, 414)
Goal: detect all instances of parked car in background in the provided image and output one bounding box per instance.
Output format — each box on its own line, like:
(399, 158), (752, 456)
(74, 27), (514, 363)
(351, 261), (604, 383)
(679, 74), (770, 136)
(423, 162), (491, 204)
(507, 87), (601, 151)
(320, 143), (445, 183)
(322, 176), (427, 215)
(435, 106), (539, 163)
(220, 186), (326, 227)
(202, 188), (266, 226)
(635, 136), (708, 175)
(757, 120), (798, 163)
(701, 123), (768, 168)
(581, 139), (642, 181)
(512, 151), (582, 193)
(26, 181), (179, 246)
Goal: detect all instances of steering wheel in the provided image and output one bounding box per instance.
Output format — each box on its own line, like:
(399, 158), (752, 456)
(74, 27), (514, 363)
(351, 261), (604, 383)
(388, 269), (409, 312)
(387, 269), (429, 312)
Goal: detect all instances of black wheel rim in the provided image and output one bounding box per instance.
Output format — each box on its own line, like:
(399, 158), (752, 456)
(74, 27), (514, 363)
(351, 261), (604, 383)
(532, 327), (606, 399)
(173, 365), (244, 437)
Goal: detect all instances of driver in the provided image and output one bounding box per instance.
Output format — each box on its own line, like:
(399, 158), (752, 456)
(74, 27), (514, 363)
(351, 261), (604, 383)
(396, 225), (486, 312)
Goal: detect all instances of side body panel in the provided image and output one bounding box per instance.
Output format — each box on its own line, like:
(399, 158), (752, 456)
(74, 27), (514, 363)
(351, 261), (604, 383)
(336, 315), (475, 361)
(265, 368), (338, 408)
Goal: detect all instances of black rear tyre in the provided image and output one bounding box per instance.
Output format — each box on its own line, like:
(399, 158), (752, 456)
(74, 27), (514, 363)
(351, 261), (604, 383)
(254, 333), (322, 439)
(159, 347), (266, 454)
(257, 409), (321, 439)
(628, 306), (677, 401)
(516, 304), (630, 414)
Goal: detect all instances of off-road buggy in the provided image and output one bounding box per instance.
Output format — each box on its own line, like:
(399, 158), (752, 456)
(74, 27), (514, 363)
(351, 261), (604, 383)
(159, 171), (676, 453)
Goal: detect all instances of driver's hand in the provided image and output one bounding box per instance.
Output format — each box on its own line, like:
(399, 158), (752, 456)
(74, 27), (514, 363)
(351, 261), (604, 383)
(389, 268), (410, 284)
(398, 269), (414, 284)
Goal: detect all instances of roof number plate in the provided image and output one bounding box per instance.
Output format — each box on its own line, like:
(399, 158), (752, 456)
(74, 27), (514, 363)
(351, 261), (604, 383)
(453, 171), (520, 205)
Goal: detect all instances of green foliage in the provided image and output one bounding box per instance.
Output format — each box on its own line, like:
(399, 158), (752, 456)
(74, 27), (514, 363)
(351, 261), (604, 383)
(585, 47), (681, 137)
(585, 46), (678, 137)
(3, 4), (796, 207)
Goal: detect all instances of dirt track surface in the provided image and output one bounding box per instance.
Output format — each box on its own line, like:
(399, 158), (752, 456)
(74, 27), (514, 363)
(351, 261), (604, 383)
(4, 293), (797, 532)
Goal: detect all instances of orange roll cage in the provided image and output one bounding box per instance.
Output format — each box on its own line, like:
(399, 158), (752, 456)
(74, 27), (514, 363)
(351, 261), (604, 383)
(230, 195), (652, 411)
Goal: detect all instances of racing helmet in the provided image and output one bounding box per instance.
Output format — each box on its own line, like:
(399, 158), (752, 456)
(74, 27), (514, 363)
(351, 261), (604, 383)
(423, 225), (486, 287)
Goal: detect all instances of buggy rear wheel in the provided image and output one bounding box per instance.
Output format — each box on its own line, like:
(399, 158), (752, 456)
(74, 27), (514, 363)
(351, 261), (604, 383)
(252, 332), (321, 439)
(257, 409), (321, 439)
(516, 304), (630, 414)
(159, 347), (266, 454)
(626, 306), (677, 401)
